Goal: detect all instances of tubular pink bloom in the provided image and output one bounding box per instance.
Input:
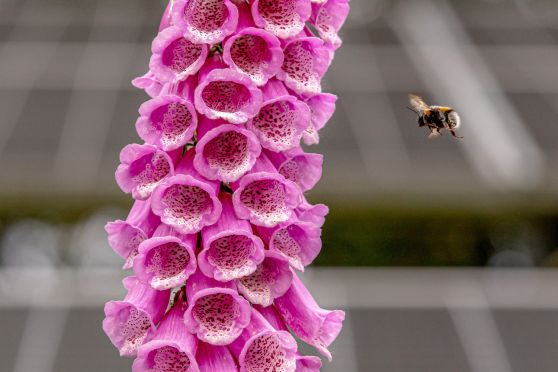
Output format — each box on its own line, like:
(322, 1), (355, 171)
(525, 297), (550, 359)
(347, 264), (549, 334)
(247, 80), (309, 152)
(199, 194), (265, 282)
(105, 199), (160, 269)
(103, 276), (170, 357)
(171, 0), (239, 44)
(277, 37), (330, 96)
(151, 150), (222, 234)
(194, 117), (261, 183)
(196, 342), (238, 372)
(136, 94), (198, 152)
(115, 144), (179, 201)
(195, 58), (263, 124)
(132, 71), (164, 98)
(274, 274), (345, 361)
(266, 148), (323, 192)
(311, 0), (350, 48)
(255, 305), (322, 372)
(296, 196), (329, 227)
(250, 0), (311, 39)
(232, 155), (302, 227)
(223, 27), (283, 86)
(257, 219), (321, 272)
(150, 26), (208, 83)
(132, 296), (200, 372)
(229, 308), (297, 372)
(236, 251), (293, 307)
(184, 269), (251, 345)
(133, 224), (197, 290)
(303, 93), (337, 145)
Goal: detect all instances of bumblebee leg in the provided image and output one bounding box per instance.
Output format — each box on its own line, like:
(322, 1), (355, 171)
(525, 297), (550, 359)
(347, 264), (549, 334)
(450, 130), (463, 139)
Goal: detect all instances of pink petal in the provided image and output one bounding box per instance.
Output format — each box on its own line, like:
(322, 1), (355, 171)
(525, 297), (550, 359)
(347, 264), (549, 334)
(236, 251), (293, 307)
(199, 194), (265, 282)
(184, 270), (251, 345)
(251, 0), (311, 39)
(274, 274), (345, 361)
(172, 0), (239, 44)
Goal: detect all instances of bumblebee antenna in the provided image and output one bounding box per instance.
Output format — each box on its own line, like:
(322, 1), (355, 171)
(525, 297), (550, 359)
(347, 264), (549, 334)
(406, 106), (418, 114)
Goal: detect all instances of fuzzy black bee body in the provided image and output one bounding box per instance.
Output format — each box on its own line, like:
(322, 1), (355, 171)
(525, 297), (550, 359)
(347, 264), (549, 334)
(408, 95), (462, 138)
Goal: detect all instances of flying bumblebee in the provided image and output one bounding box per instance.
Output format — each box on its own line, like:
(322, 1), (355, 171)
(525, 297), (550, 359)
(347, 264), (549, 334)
(407, 94), (462, 139)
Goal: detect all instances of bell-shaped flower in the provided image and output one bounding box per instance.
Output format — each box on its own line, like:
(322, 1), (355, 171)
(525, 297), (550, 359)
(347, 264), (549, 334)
(132, 294), (200, 371)
(311, 0), (350, 49)
(103, 276), (171, 357)
(228, 308), (297, 372)
(115, 143), (180, 200)
(133, 224), (197, 290)
(246, 80), (309, 152)
(105, 199), (160, 269)
(171, 0), (239, 45)
(132, 71), (164, 98)
(184, 269), (251, 345)
(223, 25), (283, 86)
(232, 154), (302, 227)
(303, 93), (337, 145)
(150, 26), (208, 83)
(136, 81), (198, 152)
(194, 117), (261, 183)
(265, 148), (323, 192)
(196, 342), (238, 372)
(199, 193), (265, 282)
(255, 305), (323, 372)
(277, 37), (330, 96)
(274, 274), (345, 361)
(257, 218), (321, 272)
(194, 57), (263, 124)
(151, 149), (222, 234)
(236, 251), (293, 307)
(295, 196), (329, 227)
(250, 0), (311, 39)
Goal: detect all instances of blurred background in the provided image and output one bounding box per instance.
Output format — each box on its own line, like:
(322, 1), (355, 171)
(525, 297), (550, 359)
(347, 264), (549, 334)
(1, 0), (558, 370)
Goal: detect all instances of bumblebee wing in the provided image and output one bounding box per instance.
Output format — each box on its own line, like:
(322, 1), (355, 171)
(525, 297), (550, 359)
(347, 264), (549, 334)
(408, 94), (429, 112)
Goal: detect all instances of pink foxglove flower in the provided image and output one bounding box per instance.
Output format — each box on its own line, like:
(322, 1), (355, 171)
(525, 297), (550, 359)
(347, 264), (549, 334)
(135, 91), (198, 152)
(150, 26), (208, 83)
(229, 308), (298, 372)
(223, 26), (283, 86)
(277, 37), (331, 96)
(132, 295), (200, 371)
(257, 219), (322, 272)
(115, 144), (179, 200)
(105, 0), (349, 367)
(250, 0), (312, 39)
(236, 251), (293, 307)
(311, 0), (350, 49)
(246, 80), (310, 152)
(194, 57), (263, 124)
(199, 193), (265, 282)
(266, 148), (323, 192)
(184, 269), (251, 345)
(171, 0), (239, 45)
(274, 274), (345, 361)
(232, 155), (301, 227)
(151, 150), (222, 234)
(194, 117), (261, 183)
(105, 199), (160, 269)
(133, 224), (197, 290)
(103, 276), (170, 357)
(256, 305), (323, 372)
